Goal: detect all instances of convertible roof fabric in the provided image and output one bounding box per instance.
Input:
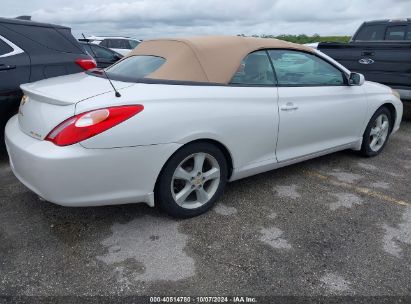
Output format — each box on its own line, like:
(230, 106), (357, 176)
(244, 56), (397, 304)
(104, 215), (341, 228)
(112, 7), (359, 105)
(127, 36), (313, 84)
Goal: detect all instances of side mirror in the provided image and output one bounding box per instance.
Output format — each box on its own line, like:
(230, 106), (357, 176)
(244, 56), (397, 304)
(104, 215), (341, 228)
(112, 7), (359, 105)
(348, 72), (365, 86)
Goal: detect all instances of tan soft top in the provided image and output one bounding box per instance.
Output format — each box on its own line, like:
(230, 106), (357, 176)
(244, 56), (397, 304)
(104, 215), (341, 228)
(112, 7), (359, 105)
(127, 36), (313, 84)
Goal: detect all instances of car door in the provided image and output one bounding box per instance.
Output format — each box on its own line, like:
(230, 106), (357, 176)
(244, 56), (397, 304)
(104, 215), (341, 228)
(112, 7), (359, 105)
(0, 33), (30, 119)
(268, 49), (368, 162)
(229, 50), (280, 165)
(0, 34), (30, 91)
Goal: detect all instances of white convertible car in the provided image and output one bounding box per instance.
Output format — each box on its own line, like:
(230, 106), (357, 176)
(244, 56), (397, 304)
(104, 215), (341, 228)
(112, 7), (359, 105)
(5, 36), (403, 218)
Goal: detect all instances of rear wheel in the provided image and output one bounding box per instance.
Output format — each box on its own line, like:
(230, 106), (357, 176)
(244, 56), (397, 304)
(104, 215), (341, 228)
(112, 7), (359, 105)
(361, 107), (392, 157)
(156, 142), (228, 218)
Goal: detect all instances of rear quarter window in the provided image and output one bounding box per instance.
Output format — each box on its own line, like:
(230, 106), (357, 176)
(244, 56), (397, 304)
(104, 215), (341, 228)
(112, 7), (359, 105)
(230, 50), (276, 85)
(0, 39), (13, 56)
(106, 55), (165, 78)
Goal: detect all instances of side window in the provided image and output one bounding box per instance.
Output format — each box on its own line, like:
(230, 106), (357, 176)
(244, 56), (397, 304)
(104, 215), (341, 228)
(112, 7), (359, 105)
(385, 26), (406, 40)
(268, 50), (345, 86)
(230, 51), (276, 85)
(355, 24), (386, 41)
(0, 39), (13, 56)
(107, 39), (117, 48)
(103, 39), (115, 48)
(407, 25), (411, 40)
(100, 39), (109, 47)
(104, 39), (131, 49)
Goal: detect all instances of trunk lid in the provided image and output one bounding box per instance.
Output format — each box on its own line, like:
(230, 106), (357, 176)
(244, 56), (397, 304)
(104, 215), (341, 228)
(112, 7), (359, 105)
(18, 72), (134, 140)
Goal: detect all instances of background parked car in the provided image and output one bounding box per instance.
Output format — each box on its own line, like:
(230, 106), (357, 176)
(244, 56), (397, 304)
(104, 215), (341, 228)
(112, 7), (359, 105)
(86, 36), (141, 56)
(79, 41), (123, 68)
(0, 17), (96, 138)
(317, 18), (411, 117)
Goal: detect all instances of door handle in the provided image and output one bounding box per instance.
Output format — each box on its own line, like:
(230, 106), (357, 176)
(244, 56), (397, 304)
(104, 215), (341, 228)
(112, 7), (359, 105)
(0, 64), (16, 71)
(280, 102), (299, 111)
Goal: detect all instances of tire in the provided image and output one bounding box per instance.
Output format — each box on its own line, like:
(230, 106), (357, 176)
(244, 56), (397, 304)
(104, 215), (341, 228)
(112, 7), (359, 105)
(361, 107), (392, 157)
(155, 142), (228, 218)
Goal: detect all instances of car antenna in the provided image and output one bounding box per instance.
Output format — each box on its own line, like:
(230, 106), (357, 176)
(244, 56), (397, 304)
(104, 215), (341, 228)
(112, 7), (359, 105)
(81, 33), (121, 98)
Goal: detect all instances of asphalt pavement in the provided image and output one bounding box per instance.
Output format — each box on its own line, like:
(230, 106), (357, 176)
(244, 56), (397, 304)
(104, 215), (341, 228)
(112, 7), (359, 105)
(0, 120), (410, 300)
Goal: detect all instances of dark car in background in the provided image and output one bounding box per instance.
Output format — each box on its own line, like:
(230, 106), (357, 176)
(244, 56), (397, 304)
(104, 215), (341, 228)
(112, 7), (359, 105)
(318, 19), (411, 117)
(79, 41), (123, 68)
(0, 17), (96, 134)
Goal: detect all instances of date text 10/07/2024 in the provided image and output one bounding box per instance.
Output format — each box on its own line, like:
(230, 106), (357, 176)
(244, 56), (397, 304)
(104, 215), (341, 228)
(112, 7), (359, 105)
(150, 297), (258, 303)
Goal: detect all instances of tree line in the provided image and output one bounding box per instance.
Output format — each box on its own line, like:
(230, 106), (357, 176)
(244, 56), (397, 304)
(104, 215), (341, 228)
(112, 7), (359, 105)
(238, 34), (351, 44)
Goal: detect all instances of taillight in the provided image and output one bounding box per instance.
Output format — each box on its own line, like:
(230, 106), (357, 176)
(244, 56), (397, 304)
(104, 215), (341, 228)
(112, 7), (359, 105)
(46, 105), (144, 146)
(76, 58), (97, 70)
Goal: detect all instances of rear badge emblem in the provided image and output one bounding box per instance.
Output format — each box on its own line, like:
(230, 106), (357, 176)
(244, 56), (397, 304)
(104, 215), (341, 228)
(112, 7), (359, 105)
(359, 58), (375, 65)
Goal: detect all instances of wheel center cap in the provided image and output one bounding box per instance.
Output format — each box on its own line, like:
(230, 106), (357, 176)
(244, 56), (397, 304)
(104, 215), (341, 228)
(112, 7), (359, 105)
(193, 177), (203, 186)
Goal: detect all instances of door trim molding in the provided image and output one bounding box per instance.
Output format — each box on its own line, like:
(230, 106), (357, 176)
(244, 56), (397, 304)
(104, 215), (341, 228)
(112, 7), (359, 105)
(229, 140), (361, 182)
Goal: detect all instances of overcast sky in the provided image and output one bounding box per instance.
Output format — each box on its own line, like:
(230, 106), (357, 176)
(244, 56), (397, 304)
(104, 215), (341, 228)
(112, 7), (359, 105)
(2, 0), (410, 39)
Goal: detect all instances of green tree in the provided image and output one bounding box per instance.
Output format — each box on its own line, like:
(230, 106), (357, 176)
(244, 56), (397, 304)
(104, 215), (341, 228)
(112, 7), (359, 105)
(240, 34), (351, 44)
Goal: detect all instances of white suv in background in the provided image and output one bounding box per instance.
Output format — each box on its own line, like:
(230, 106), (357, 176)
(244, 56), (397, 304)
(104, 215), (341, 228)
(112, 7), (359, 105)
(86, 36), (141, 56)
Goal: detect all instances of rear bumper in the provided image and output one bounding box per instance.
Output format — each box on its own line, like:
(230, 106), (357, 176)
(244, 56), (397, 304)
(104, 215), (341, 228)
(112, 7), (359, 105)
(5, 115), (181, 207)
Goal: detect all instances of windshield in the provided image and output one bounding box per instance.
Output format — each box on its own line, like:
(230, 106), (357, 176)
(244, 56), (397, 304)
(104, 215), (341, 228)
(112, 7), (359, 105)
(106, 55), (166, 79)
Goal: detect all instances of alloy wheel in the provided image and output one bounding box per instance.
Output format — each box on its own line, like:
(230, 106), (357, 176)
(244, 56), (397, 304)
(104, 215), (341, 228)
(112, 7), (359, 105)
(369, 113), (389, 152)
(171, 152), (221, 209)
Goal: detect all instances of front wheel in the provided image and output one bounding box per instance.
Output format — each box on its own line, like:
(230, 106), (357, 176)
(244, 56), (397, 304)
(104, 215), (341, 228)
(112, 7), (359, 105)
(361, 107), (392, 157)
(155, 142), (228, 218)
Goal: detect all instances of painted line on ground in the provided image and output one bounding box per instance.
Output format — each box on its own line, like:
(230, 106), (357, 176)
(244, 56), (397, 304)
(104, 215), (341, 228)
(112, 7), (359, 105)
(305, 170), (410, 207)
